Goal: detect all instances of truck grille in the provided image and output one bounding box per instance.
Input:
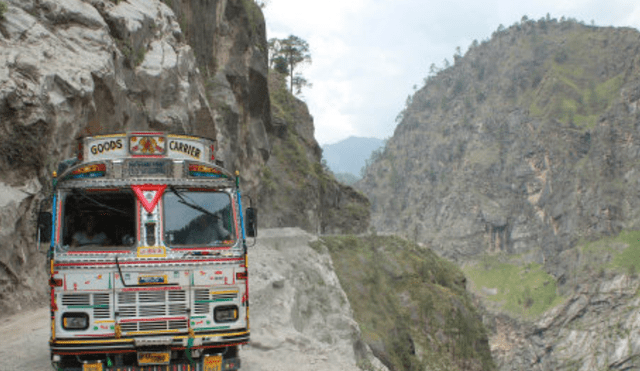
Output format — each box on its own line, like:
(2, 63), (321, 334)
(194, 289), (238, 314)
(194, 289), (210, 314)
(61, 293), (111, 319)
(119, 319), (189, 333)
(93, 293), (110, 319)
(117, 289), (187, 318)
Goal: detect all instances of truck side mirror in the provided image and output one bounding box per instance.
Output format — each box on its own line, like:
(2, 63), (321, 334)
(245, 208), (257, 238)
(37, 211), (52, 246)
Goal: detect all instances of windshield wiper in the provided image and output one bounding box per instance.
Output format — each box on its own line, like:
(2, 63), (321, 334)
(169, 186), (218, 219)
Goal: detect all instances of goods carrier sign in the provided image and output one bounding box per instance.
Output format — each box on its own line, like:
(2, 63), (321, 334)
(83, 133), (212, 163)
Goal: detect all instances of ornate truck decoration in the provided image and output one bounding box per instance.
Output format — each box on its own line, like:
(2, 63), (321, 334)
(38, 132), (257, 371)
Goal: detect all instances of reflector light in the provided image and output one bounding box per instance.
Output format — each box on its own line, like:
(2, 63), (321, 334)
(131, 184), (167, 213)
(66, 163), (106, 179)
(188, 164), (228, 179)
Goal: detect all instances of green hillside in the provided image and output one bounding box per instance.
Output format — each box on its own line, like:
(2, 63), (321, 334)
(314, 235), (495, 371)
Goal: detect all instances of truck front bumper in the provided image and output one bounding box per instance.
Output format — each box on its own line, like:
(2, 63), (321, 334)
(50, 330), (249, 354)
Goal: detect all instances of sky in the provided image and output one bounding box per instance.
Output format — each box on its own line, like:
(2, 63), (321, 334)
(262, 0), (640, 146)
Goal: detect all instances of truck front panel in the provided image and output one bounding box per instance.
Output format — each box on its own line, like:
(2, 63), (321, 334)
(47, 133), (250, 371)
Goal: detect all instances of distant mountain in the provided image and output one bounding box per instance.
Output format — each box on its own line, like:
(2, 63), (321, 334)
(333, 172), (360, 186)
(358, 18), (640, 369)
(322, 136), (384, 177)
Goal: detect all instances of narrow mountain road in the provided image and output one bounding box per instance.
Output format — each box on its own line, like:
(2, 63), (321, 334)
(0, 229), (376, 371)
(0, 307), (51, 371)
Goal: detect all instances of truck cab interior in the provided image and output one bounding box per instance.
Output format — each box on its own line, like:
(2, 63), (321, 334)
(61, 190), (136, 250)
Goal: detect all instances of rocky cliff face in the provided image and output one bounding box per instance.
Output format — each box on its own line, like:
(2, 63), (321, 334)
(490, 272), (640, 370)
(358, 18), (640, 369)
(257, 72), (370, 234)
(0, 0), (366, 315)
(360, 20), (640, 263)
(163, 0), (271, 192)
(0, 0), (217, 313)
(242, 228), (387, 371)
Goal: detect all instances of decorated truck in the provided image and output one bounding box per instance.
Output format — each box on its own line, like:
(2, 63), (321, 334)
(38, 132), (256, 371)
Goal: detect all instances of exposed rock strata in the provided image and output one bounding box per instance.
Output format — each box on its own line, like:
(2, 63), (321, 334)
(164, 0), (272, 192)
(360, 21), (640, 263)
(490, 273), (640, 370)
(257, 72), (370, 234)
(0, 0), (213, 313)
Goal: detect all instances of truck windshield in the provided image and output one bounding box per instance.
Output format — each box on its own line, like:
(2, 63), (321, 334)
(62, 190), (136, 250)
(164, 190), (236, 246)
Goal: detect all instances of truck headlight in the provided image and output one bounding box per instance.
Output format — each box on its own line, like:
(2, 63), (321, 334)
(214, 305), (238, 323)
(62, 313), (89, 330)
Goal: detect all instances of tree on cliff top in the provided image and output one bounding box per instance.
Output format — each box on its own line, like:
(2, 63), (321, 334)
(0, 1), (7, 19)
(268, 35), (312, 95)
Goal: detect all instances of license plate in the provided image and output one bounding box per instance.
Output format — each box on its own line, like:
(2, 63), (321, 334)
(138, 274), (168, 285)
(203, 355), (223, 371)
(82, 363), (103, 371)
(138, 351), (171, 365)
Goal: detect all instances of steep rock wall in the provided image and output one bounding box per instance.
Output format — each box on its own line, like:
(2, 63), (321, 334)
(164, 0), (271, 192)
(489, 273), (640, 370)
(0, 0), (272, 314)
(165, 1), (369, 233)
(359, 20), (640, 271)
(257, 72), (370, 234)
(0, 0), (215, 313)
(359, 19), (640, 369)
(243, 228), (387, 371)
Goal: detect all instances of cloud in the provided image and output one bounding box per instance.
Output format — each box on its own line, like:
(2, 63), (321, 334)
(265, 0), (368, 35)
(264, 0), (640, 145)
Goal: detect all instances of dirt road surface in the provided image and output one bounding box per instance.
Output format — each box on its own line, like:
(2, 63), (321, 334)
(0, 229), (375, 371)
(0, 307), (51, 371)
(0, 305), (356, 371)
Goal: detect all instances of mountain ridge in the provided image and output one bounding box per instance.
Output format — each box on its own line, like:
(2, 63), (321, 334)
(358, 17), (640, 369)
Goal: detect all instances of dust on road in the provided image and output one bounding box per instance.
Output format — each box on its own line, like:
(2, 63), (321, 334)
(0, 307), (51, 371)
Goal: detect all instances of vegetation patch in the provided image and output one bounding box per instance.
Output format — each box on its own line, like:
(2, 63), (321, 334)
(577, 230), (640, 277)
(269, 70), (296, 124)
(527, 58), (624, 129)
(469, 230), (640, 320)
(0, 1), (7, 19)
(464, 257), (564, 318)
(260, 165), (276, 193)
(274, 129), (311, 181)
(466, 144), (499, 168)
(240, 0), (264, 36)
(610, 231), (640, 274)
(321, 235), (495, 371)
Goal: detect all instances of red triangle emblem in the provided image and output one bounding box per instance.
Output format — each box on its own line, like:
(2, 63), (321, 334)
(131, 184), (167, 213)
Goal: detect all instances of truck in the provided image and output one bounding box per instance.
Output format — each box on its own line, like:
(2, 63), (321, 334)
(37, 132), (256, 371)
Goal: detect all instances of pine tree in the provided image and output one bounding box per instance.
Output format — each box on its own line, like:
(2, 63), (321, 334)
(268, 35), (312, 94)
